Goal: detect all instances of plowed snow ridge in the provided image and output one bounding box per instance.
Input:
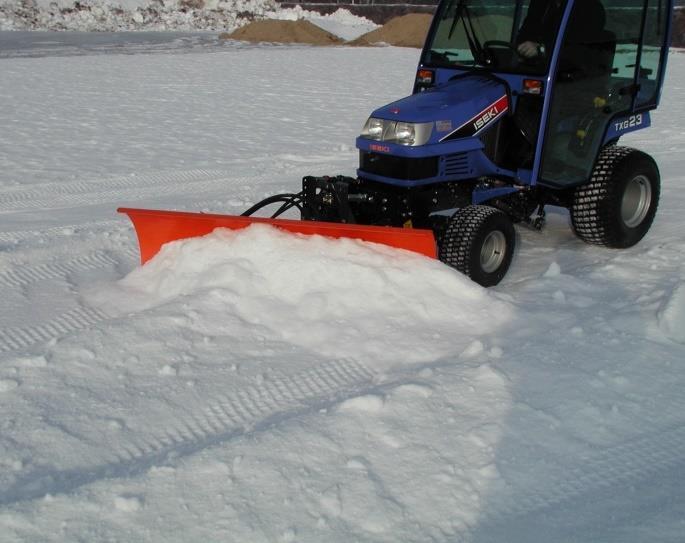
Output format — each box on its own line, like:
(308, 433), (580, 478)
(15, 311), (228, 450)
(1, 359), (374, 505)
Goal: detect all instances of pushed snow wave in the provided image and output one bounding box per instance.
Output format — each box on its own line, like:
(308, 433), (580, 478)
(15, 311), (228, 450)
(94, 225), (515, 366)
(658, 281), (685, 344)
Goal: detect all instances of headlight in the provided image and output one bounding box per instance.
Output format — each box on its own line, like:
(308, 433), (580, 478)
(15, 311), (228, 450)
(361, 118), (384, 140)
(395, 122), (416, 145)
(360, 118), (432, 146)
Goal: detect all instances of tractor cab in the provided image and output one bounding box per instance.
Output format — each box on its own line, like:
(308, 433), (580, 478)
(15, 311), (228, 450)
(357, 0), (672, 190)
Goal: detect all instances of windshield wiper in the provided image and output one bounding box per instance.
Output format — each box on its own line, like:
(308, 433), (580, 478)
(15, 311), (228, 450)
(447, 0), (466, 41)
(428, 49), (460, 63)
(447, 0), (487, 66)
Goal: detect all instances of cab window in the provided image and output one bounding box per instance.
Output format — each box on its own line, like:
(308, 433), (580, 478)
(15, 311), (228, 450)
(424, 0), (566, 76)
(539, 0), (663, 187)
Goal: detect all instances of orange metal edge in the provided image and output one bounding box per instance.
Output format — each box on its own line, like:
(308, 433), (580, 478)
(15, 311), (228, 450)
(118, 207), (438, 264)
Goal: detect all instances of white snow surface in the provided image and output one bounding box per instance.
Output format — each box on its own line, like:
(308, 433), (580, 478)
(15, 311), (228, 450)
(0, 0), (377, 36)
(0, 0), (266, 32)
(264, 6), (378, 41)
(1, 35), (685, 542)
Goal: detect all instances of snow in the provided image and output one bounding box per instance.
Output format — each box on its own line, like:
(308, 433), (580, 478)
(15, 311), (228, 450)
(91, 224), (511, 365)
(658, 281), (685, 343)
(265, 6), (378, 41)
(0, 379), (19, 392)
(0, 32), (685, 542)
(0, 0), (377, 37)
(113, 494), (143, 512)
(1, 0), (280, 32)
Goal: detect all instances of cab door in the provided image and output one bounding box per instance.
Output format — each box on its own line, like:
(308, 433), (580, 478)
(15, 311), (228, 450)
(635, 0), (672, 108)
(538, 0), (668, 187)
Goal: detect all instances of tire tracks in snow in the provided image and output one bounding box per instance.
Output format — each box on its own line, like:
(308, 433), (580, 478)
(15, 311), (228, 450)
(3, 356), (685, 525)
(0, 359), (375, 506)
(0, 169), (228, 210)
(0, 248), (130, 354)
(504, 216), (685, 288)
(0, 220), (122, 245)
(0, 306), (110, 354)
(0, 169), (256, 212)
(464, 418), (685, 539)
(0, 251), (119, 289)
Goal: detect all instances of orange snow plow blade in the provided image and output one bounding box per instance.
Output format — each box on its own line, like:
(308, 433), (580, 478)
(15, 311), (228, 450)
(118, 208), (438, 264)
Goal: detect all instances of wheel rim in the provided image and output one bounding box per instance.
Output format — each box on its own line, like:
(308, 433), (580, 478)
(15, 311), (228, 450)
(480, 230), (507, 274)
(621, 175), (652, 228)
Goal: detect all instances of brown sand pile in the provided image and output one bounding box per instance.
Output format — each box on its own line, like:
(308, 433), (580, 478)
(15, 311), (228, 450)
(349, 13), (433, 48)
(220, 19), (343, 46)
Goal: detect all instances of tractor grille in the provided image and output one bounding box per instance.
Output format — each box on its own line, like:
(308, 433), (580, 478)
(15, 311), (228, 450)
(441, 152), (472, 178)
(359, 151), (438, 181)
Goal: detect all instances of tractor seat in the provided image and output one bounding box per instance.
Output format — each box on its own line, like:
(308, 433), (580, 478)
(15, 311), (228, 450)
(559, 29), (617, 83)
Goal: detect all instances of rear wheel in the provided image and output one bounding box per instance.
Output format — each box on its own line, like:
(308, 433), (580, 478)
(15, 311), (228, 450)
(571, 146), (660, 247)
(439, 205), (516, 287)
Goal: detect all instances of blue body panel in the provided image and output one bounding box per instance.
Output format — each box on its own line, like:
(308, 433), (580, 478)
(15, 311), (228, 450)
(357, 72), (518, 188)
(603, 111), (652, 145)
(371, 76), (506, 142)
(355, 71), (528, 189)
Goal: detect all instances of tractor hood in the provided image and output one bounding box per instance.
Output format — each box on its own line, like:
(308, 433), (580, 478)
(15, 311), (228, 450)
(370, 75), (509, 143)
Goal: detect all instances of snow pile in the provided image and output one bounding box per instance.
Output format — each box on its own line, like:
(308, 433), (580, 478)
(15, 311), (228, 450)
(264, 6), (379, 41)
(0, 0), (278, 32)
(97, 225), (515, 365)
(0, 0), (378, 35)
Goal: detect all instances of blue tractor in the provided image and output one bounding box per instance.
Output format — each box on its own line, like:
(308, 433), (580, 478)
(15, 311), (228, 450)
(290, 0), (674, 285)
(122, 0), (675, 287)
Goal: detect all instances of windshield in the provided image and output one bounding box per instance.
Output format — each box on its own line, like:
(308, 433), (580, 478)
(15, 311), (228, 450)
(423, 0), (568, 75)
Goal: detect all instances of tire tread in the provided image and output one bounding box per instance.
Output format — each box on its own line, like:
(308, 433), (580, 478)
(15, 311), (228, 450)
(439, 205), (514, 286)
(571, 146), (659, 248)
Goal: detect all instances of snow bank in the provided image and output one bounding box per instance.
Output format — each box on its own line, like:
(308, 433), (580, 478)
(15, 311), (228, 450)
(0, 0), (377, 36)
(93, 225), (515, 366)
(265, 7), (378, 41)
(0, 0), (278, 32)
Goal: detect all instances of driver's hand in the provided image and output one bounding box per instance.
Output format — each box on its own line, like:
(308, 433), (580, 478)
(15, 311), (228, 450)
(517, 41), (539, 58)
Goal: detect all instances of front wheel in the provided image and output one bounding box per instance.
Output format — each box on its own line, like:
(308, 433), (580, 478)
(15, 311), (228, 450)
(439, 205), (516, 287)
(571, 146), (660, 248)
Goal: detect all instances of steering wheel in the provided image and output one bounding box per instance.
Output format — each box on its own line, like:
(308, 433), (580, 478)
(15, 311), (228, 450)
(481, 40), (520, 67)
(483, 40), (519, 54)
